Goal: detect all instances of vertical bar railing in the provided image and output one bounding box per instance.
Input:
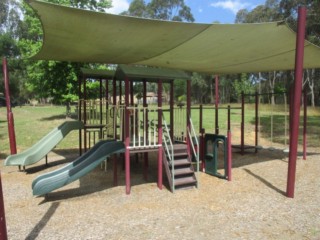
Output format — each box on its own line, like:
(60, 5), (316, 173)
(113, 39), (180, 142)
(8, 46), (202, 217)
(126, 105), (161, 149)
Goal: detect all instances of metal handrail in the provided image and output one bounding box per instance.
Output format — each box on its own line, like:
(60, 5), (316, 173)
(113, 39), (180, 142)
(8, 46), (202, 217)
(188, 117), (199, 187)
(162, 114), (175, 192)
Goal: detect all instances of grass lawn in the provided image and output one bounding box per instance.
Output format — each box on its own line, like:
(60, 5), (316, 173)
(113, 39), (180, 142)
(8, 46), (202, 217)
(0, 105), (79, 158)
(0, 104), (319, 159)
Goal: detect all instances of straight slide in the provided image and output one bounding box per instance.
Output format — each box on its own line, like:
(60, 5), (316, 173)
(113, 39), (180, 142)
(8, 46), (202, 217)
(32, 140), (125, 196)
(4, 121), (84, 167)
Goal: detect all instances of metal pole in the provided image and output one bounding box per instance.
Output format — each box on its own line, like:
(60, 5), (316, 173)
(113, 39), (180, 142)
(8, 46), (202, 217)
(215, 75), (219, 134)
(241, 92), (244, 155)
(143, 79), (148, 180)
(2, 58), (17, 155)
(124, 77), (131, 194)
(227, 130), (232, 181)
(200, 128), (205, 171)
(186, 79), (191, 156)
(0, 171), (8, 240)
(170, 81), (174, 140)
(157, 79), (163, 190)
(199, 104), (203, 133)
(83, 74), (87, 152)
(78, 73), (82, 155)
(303, 88), (307, 160)
(255, 92), (259, 153)
(286, 6), (306, 198)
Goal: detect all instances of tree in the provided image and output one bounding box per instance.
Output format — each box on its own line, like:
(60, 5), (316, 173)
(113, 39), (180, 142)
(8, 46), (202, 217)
(122, 0), (194, 22)
(279, 0), (320, 106)
(0, 0), (26, 101)
(19, 0), (112, 104)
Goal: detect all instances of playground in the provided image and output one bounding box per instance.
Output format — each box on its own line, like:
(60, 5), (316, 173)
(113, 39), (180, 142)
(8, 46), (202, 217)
(1, 1), (320, 239)
(0, 106), (319, 239)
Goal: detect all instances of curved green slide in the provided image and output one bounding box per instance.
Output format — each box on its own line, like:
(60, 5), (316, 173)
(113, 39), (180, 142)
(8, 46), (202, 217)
(32, 140), (125, 196)
(4, 121), (84, 167)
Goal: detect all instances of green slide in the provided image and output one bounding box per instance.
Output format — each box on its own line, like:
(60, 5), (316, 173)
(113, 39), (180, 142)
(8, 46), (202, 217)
(32, 140), (125, 196)
(4, 121), (84, 167)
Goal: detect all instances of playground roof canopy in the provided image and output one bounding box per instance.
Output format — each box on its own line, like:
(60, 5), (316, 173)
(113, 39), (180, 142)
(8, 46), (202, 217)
(28, 0), (320, 74)
(81, 65), (189, 82)
(81, 68), (115, 79)
(115, 65), (189, 81)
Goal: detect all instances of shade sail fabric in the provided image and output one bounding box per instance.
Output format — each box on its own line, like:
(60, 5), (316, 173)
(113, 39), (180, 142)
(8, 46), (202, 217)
(28, 0), (320, 74)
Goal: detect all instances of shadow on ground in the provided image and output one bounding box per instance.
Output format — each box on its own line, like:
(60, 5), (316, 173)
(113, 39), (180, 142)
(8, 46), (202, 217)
(40, 114), (66, 121)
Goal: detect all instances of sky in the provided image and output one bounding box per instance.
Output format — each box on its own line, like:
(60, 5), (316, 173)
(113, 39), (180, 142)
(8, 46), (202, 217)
(106, 0), (267, 24)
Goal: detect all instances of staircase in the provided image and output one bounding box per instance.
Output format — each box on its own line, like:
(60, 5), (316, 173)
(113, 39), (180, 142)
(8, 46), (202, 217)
(163, 143), (197, 192)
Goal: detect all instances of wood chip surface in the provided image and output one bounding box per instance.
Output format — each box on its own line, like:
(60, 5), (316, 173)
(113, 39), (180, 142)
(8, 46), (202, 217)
(1, 146), (319, 239)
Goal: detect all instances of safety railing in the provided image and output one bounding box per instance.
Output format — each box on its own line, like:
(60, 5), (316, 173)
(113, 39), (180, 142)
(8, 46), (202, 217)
(162, 114), (175, 191)
(126, 105), (161, 149)
(173, 106), (187, 142)
(188, 117), (199, 187)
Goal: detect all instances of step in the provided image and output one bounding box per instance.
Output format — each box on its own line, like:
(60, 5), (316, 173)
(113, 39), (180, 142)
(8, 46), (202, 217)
(173, 158), (190, 167)
(174, 167), (194, 176)
(173, 144), (187, 153)
(172, 151), (188, 158)
(174, 175), (197, 187)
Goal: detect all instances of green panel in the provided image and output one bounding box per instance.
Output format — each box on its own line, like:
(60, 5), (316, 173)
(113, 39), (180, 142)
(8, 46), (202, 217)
(28, 0), (320, 74)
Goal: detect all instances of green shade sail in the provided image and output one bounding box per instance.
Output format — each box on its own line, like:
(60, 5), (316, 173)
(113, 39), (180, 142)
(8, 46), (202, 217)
(28, 0), (320, 74)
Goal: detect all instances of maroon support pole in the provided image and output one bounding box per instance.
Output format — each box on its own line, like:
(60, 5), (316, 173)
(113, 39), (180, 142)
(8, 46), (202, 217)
(3, 58), (17, 155)
(130, 80), (134, 105)
(200, 104), (203, 130)
(241, 92), (245, 155)
(143, 79), (148, 180)
(99, 78), (103, 137)
(200, 128), (205, 171)
(286, 7), (306, 198)
(186, 80), (191, 156)
(227, 130), (232, 181)
(0, 171), (8, 240)
(227, 105), (232, 181)
(124, 77), (131, 194)
(157, 79), (163, 190)
(78, 73), (83, 155)
(83, 74), (88, 152)
(303, 88), (307, 160)
(255, 92), (259, 153)
(113, 155), (118, 186)
(227, 105), (231, 131)
(112, 78), (117, 105)
(215, 75), (219, 134)
(170, 81), (174, 140)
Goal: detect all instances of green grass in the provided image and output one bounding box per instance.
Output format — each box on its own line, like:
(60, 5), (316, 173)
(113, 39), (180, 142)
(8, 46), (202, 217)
(0, 106), (79, 158)
(1, 103), (319, 159)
